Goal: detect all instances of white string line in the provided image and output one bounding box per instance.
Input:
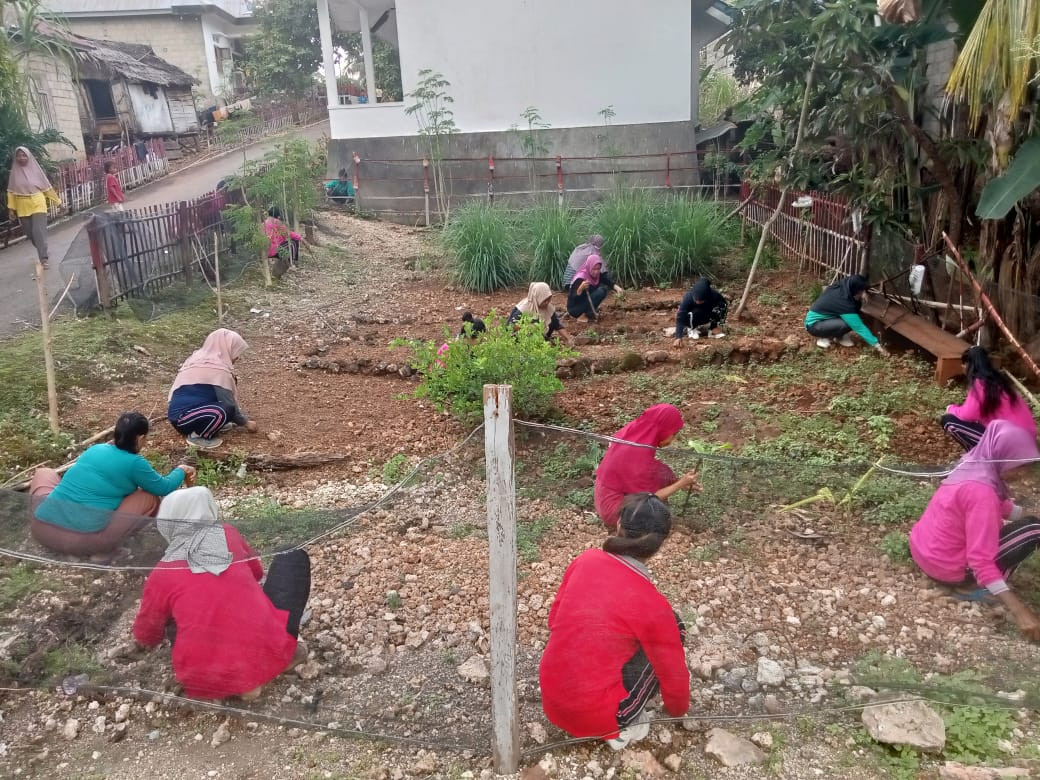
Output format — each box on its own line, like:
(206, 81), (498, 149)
(0, 424), (485, 573)
(71, 682), (487, 753)
(514, 418), (1040, 478)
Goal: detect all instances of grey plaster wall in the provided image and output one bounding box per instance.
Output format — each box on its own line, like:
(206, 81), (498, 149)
(328, 120), (700, 224)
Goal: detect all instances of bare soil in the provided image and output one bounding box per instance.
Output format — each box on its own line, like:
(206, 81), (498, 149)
(2, 210), (1039, 780)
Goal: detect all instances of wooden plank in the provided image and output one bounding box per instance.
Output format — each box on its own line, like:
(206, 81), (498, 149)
(482, 384), (519, 774)
(861, 296), (968, 356)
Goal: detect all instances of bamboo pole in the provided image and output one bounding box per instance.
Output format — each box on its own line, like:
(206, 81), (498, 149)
(34, 262), (59, 434)
(943, 232), (1040, 383)
(214, 232), (223, 324)
(734, 50), (819, 319)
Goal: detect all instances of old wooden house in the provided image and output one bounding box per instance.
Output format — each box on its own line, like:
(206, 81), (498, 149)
(69, 34), (200, 150)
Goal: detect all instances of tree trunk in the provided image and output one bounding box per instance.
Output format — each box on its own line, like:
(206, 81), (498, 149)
(734, 52), (819, 320)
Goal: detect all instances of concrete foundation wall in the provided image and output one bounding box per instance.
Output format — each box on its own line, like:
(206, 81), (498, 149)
(62, 16), (211, 99)
(330, 119), (700, 223)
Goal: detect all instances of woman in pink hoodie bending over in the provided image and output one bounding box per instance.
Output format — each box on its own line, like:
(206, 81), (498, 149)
(941, 347), (1036, 451)
(910, 420), (1040, 641)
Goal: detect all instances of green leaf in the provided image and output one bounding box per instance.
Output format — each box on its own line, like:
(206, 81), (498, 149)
(976, 136), (1040, 219)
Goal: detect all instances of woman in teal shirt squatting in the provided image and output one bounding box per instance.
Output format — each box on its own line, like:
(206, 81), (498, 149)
(29, 412), (197, 557)
(805, 274), (889, 356)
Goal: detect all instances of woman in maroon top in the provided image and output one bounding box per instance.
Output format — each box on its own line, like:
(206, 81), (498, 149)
(539, 493), (690, 749)
(132, 487), (311, 700)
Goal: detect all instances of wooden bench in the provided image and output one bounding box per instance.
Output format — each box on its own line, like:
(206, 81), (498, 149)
(861, 296), (968, 384)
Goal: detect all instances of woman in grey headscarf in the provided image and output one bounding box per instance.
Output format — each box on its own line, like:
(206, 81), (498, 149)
(561, 234), (606, 289)
(131, 487), (311, 700)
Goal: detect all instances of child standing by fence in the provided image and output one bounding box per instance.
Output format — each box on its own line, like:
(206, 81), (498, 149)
(105, 162), (125, 211)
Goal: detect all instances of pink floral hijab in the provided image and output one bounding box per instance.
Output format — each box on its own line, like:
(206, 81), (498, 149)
(7, 146), (52, 196)
(573, 254), (603, 286)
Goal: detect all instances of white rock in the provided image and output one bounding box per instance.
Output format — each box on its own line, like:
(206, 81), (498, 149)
(756, 658), (786, 687)
(211, 722), (231, 747)
(114, 703), (131, 723)
(881, 594), (896, 606)
(704, 728), (768, 767)
(92, 715), (106, 734)
(527, 721), (547, 745)
(62, 719), (80, 741)
(456, 655), (489, 683)
(663, 753), (681, 772)
(751, 731), (774, 749)
(861, 699), (945, 753)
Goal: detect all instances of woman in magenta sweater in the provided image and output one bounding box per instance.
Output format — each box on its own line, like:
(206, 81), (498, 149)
(942, 347), (1036, 451)
(910, 421), (1040, 641)
(539, 493), (690, 749)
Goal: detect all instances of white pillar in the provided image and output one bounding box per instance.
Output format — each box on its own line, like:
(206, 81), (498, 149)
(483, 385), (520, 774)
(317, 0), (339, 108)
(358, 4), (378, 102)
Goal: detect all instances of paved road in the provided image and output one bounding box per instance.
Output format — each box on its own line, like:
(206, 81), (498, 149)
(0, 120), (330, 336)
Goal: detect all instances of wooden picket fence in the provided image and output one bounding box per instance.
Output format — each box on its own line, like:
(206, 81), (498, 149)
(86, 190), (235, 307)
(739, 181), (870, 278)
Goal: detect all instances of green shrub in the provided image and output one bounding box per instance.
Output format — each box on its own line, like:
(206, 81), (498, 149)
(520, 201), (583, 287)
(442, 203), (524, 292)
(652, 197), (734, 283)
(592, 190), (662, 287)
(400, 316), (574, 422)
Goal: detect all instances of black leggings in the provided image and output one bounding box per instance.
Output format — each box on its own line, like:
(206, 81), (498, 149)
(567, 284), (610, 319)
(995, 517), (1040, 580)
(263, 549), (311, 638)
(940, 413), (986, 452)
(806, 317), (851, 339)
(615, 613), (686, 728)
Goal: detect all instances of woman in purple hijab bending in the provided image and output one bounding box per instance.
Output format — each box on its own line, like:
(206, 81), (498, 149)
(561, 234), (605, 289)
(909, 420), (1040, 640)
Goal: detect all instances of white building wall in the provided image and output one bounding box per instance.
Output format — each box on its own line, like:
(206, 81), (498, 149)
(329, 0), (692, 139)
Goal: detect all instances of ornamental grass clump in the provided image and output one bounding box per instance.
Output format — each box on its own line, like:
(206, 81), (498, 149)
(651, 197), (736, 283)
(442, 203), (524, 293)
(591, 190), (663, 287)
(520, 200), (583, 287)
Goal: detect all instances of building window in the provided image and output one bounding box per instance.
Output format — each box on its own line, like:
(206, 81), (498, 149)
(34, 90), (56, 131)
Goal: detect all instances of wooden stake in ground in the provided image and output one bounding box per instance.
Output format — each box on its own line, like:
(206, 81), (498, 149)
(213, 232), (223, 323)
(733, 52), (820, 320)
(943, 232), (1040, 383)
(34, 262), (59, 434)
(483, 384), (519, 774)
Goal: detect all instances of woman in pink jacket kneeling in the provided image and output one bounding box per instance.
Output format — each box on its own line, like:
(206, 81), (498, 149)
(942, 347), (1036, 451)
(910, 420), (1040, 640)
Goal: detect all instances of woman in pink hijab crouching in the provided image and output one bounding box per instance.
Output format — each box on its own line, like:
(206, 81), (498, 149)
(168, 329), (259, 449)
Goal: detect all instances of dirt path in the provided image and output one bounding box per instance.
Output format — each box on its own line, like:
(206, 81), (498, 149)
(3, 213), (1040, 779)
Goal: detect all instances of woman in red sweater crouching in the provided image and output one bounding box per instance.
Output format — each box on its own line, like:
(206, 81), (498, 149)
(539, 493), (690, 749)
(132, 487), (311, 700)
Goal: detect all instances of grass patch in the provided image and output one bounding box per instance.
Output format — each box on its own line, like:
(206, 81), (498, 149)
(43, 641), (101, 681)
(519, 200), (583, 287)
(194, 450), (258, 488)
(230, 496), (336, 551)
(0, 564), (52, 610)
(879, 531), (912, 562)
(0, 302), (215, 480)
(381, 453), (411, 484)
(517, 516), (555, 563)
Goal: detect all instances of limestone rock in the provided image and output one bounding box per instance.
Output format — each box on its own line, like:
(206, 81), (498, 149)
(113, 703), (131, 723)
(938, 763), (1030, 779)
(751, 731), (774, 749)
(62, 718), (80, 741)
(861, 699), (946, 753)
(621, 749), (668, 778)
(526, 721), (547, 745)
(457, 654), (489, 683)
(663, 753), (682, 772)
(210, 721), (231, 747)
(756, 657), (786, 687)
(410, 751), (439, 775)
(704, 728), (768, 767)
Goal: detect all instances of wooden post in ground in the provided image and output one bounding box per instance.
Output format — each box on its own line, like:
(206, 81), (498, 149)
(213, 232), (223, 324)
(34, 262), (59, 434)
(482, 384), (519, 775)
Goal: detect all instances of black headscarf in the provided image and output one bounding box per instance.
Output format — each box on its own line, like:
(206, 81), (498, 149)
(809, 274), (868, 316)
(691, 277), (712, 302)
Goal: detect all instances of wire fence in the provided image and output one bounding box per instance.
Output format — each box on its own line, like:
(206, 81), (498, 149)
(3, 414), (1039, 767)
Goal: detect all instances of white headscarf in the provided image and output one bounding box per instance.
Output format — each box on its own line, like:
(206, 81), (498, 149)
(156, 487), (233, 575)
(516, 281), (555, 322)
